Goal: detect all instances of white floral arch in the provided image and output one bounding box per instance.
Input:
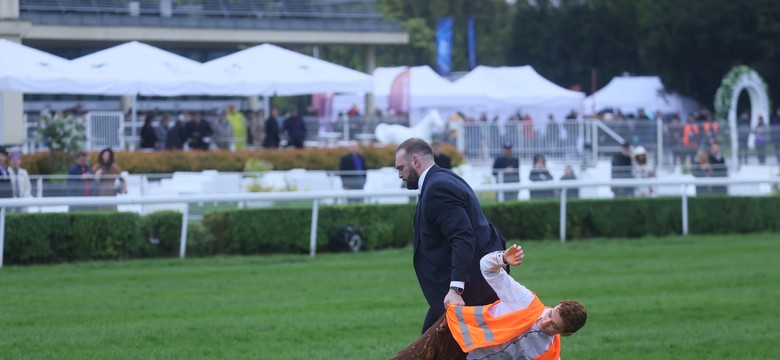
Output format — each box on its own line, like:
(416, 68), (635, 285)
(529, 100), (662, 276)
(714, 66), (771, 167)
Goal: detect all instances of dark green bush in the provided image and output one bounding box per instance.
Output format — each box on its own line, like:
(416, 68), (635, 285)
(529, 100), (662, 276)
(4, 196), (780, 265)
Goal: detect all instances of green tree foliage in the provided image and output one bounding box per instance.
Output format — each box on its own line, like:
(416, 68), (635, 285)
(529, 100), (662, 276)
(506, 0), (780, 109)
(375, 0), (513, 70)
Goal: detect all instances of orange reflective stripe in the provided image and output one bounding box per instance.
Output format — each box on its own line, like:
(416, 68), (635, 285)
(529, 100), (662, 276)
(683, 124), (699, 147)
(447, 295), (546, 352)
(533, 334), (561, 360)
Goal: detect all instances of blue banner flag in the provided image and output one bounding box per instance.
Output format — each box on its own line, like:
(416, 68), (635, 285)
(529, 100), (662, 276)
(468, 16), (476, 70)
(436, 17), (453, 76)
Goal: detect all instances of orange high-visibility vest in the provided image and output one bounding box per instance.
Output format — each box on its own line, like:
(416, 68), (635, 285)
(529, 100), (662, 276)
(702, 121), (719, 135)
(447, 295), (556, 355)
(683, 123), (699, 148)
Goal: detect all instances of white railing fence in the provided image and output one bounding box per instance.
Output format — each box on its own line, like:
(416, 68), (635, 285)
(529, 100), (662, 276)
(1, 177), (779, 268)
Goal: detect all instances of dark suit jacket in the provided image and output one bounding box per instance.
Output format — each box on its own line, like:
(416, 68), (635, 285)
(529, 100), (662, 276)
(414, 165), (506, 319)
(339, 153), (367, 189)
(434, 154), (452, 169)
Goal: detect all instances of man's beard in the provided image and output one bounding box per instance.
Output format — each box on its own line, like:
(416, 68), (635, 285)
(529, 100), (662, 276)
(405, 170), (420, 190)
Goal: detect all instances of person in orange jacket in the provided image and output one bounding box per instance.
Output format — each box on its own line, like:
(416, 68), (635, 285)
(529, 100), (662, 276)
(393, 245), (587, 360)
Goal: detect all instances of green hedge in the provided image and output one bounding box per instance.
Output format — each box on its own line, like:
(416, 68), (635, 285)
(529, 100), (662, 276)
(3, 196), (779, 265)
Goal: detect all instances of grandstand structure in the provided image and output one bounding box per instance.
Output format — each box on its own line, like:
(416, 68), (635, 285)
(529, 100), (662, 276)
(0, 0), (408, 145)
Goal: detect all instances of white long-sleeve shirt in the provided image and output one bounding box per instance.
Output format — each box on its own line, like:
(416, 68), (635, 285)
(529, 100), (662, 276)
(466, 251), (557, 360)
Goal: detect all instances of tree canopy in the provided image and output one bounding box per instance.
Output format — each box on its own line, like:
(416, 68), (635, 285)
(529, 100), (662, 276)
(320, 0), (780, 112)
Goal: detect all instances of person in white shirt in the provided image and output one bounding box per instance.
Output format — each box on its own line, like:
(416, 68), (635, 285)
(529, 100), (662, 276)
(393, 245), (587, 360)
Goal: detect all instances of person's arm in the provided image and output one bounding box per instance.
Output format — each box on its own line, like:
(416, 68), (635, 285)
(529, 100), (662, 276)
(481, 245), (534, 304)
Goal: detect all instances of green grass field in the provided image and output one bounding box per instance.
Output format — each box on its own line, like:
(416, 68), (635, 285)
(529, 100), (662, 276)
(1, 233), (779, 359)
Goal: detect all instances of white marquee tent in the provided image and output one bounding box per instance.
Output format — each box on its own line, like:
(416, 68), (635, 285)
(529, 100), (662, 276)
(0, 39), (120, 94)
(69, 41), (236, 96)
(452, 65), (585, 122)
(202, 43), (372, 97)
(332, 65), (490, 123)
(584, 76), (700, 117)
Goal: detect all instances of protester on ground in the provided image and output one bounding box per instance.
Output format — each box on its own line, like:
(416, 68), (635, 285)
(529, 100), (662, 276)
(395, 138), (507, 334)
(393, 245), (587, 359)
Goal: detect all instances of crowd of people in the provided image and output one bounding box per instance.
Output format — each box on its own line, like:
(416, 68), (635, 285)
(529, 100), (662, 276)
(136, 104), (308, 151)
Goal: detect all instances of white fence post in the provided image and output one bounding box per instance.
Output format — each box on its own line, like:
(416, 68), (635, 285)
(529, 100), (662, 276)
(559, 189), (567, 243)
(681, 185), (689, 235)
(310, 199), (320, 257)
(179, 203), (189, 259)
(0, 207), (5, 268)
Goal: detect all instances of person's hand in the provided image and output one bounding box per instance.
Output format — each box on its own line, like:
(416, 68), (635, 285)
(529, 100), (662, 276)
(503, 244), (524, 266)
(94, 168), (103, 176)
(444, 289), (465, 307)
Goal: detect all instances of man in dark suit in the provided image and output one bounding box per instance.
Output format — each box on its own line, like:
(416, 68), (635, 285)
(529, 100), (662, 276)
(339, 141), (367, 203)
(395, 138), (506, 334)
(263, 108), (280, 148)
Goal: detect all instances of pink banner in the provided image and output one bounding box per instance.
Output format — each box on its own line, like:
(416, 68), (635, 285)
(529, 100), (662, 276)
(388, 67), (411, 115)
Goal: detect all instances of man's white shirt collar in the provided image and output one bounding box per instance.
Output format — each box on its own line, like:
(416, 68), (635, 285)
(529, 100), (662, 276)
(417, 164), (435, 195)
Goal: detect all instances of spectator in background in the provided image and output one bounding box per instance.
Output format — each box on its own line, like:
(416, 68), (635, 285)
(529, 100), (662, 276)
(184, 111), (213, 150)
(753, 116), (768, 165)
(93, 148), (127, 210)
(263, 108), (280, 148)
(139, 114), (157, 150)
(211, 111), (234, 150)
(154, 115), (169, 150)
(692, 148), (713, 195)
(665, 115), (684, 166)
(560, 165), (579, 198)
(0, 147), (10, 198)
(771, 107), (780, 162)
(611, 142), (633, 197)
(492, 142), (520, 201)
(8, 152), (31, 199)
(546, 114), (560, 157)
(737, 112), (751, 165)
(431, 140), (452, 169)
(250, 109), (265, 148)
(282, 109), (307, 149)
(339, 141), (367, 204)
(226, 103), (247, 150)
(67, 151), (92, 197)
(166, 115), (185, 150)
(631, 146), (655, 197)
(707, 142), (728, 195)
(529, 153), (554, 199)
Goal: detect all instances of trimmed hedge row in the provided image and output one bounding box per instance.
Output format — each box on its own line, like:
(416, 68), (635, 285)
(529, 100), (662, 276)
(20, 144), (464, 174)
(3, 196), (778, 265)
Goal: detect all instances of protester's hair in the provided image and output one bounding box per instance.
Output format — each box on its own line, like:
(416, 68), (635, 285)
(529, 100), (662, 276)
(558, 300), (587, 334)
(396, 138), (433, 161)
